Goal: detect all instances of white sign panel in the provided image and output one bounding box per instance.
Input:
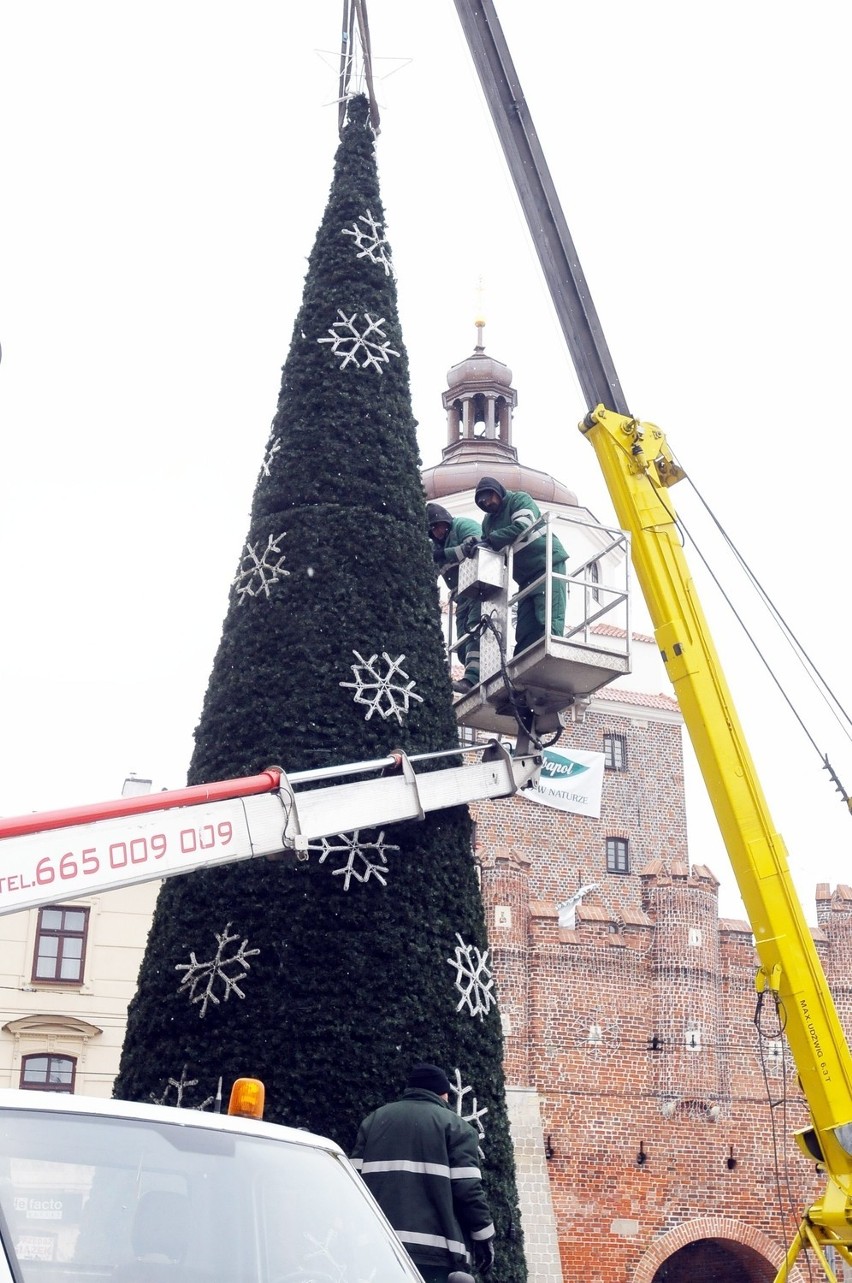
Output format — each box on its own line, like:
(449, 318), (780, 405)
(522, 748), (605, 817)
(0, 798), (273, 917)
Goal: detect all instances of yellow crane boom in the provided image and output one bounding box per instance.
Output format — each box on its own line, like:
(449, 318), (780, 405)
(453, 0), (852, 1273)
(580, 405), (852, 1273)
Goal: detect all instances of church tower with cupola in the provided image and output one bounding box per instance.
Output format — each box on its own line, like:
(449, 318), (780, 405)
(423, 321), (578, 510)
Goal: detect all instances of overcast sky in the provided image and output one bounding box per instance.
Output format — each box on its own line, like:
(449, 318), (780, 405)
(1, 1), (850, 920)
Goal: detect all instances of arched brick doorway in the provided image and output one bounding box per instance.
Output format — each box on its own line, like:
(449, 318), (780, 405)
(632, 1217), (805, 1283)
(650, 1239), (774, 1282)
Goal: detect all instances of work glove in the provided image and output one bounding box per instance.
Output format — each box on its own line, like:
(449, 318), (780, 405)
(461, 535), (479, 558)
(473, 1239), (495, 1276)
(432, 547), (446, 564)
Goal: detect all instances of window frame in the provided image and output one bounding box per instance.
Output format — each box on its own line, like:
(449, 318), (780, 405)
(588, 558), (601, 603)
(20, 1052), (77, 1093)
(31, 904), (90, 985)
(603, 732), (628, 772)
(606, 836), (630, 875)
(458, 724), (487, 749)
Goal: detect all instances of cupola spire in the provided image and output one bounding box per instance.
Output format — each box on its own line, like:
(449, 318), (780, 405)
(440, 321), (518, 462)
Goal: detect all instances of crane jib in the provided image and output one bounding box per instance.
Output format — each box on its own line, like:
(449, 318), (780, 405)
(453, 0), (629, 416)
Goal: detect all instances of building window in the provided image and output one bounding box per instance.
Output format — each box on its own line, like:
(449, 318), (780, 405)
(32, 906), (89, 984)
(606, 837), (629, 874)
(589, 559), (600, 603)
(20, 1053), (77, 1093)
(458, 724), (487, 748)
(603, 733), (627, 771)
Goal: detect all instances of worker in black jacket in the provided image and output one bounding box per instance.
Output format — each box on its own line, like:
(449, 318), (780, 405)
(351, 1063), (496, 1283)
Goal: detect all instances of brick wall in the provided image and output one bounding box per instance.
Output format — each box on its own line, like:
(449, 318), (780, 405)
(474, 698), (833, 1283)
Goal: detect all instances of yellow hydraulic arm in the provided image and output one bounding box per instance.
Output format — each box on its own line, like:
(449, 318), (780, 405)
(581, 405), (852, 1275)
(452, 0), (852, 1272)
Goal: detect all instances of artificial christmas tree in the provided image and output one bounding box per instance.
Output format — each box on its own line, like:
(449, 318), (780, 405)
(114, 95), (526, 1283)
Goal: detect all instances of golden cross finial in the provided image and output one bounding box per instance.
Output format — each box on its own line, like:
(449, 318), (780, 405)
(475, 276), (486, 350)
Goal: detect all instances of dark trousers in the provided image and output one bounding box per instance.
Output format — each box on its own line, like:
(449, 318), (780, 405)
(514, 573), (567, 655)
(455, 596), (481, 683)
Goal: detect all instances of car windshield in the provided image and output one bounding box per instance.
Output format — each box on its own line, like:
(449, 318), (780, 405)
(0, 1108), (417, 1283)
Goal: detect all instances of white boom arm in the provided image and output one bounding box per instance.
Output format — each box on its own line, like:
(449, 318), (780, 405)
(0, 742), (538, 916)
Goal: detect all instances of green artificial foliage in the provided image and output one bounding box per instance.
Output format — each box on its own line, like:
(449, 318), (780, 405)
(114, 95), (527, 1283)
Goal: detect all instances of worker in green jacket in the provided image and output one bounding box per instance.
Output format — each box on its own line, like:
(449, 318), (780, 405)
(474, 476), (568, 655)
(351, 1063), (496, 1283)
(427, 502), (482, 695)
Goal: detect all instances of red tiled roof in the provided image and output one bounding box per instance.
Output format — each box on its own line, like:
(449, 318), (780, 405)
(720, 916), (823, 940)
(529, 900), (558, 918)
(595, 687), (680, 711)
(591, 623), (656, 645)
(575, 904), (612, 923)
(621, 908), (654, 927)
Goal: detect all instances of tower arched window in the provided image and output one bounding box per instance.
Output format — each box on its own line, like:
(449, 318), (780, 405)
(494, 396), (507, 443)
(472, 393), (487, 437)
(452, 400), (465, 440)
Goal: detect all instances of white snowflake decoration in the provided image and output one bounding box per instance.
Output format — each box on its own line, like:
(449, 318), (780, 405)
(447, 933), (496, 1021)
(340, 651), (424, 723)
(232, 532), (290, 603)
(150, 1065), (215, 1111)
(567, 1013), (621, 1053)
(261, 436), (281, 477)
(309, 829), (399, 891)
(449, 1067), (489, 1140)
(341, 209), (394, 277)
(318, 310), (400, 374)
(175, 923), (260, 1018)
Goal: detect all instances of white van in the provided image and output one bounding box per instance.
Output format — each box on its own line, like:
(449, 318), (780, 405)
(0, 1087), (422, 1283)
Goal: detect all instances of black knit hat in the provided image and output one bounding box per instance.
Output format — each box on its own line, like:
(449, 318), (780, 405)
(426, 502), (453, 531)
(474, 476), (506, 509)
(406, 1063), (451, 1095)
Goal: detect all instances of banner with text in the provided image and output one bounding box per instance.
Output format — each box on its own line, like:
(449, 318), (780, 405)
(523, 748), (605, 817)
